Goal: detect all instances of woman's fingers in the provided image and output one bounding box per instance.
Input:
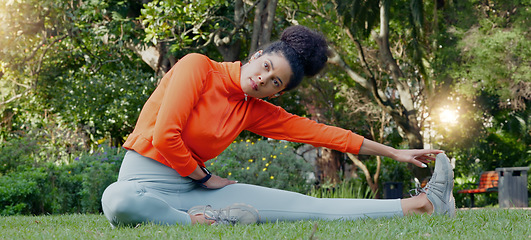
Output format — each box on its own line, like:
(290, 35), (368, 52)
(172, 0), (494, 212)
(403, 149), (444, 167)
(415, 155), (435, 162)
(203, 175), (237, 189)
(411, 159), (427, 168)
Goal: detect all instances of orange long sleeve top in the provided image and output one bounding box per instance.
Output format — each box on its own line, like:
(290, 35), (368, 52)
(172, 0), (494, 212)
(123, 53), (365, 177)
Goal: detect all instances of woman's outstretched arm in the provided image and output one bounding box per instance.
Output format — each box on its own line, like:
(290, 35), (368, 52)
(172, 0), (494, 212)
(358, 138), (444, 168)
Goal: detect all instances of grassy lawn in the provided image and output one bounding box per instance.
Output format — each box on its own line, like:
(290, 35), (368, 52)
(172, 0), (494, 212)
(2, 209), (530, 239)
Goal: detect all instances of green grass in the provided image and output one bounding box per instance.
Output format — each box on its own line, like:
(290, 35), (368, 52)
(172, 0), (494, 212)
(1, 209), (531, 239)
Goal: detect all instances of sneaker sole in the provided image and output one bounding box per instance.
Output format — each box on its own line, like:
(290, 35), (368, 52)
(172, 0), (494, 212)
(438, 153), (456, 217)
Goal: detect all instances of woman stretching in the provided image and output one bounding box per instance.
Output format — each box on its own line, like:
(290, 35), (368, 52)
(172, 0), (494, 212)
(101, 25), (455, 226)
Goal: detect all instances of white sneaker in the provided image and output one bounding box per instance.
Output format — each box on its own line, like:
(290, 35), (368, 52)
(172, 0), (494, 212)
(424, 153), (456, 217)
(188, 203), (260, 225)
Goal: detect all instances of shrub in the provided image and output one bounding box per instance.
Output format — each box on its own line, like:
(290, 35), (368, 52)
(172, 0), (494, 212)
(0, 138), (39, 175)
(208, 139), (313, 193)
(0, 138), (316, 215)
(44, 163), (85, 213)
(0, 144), (125, 215)
(78, 145), (124, 213)
(0, 167), (48, 215)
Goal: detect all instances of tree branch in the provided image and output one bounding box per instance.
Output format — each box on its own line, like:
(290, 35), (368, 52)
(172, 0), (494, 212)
(327, 47), (368, 88)
(346, 153), (378, 196)
(1, 92), (27, 106)
(33, 35), (68, 87)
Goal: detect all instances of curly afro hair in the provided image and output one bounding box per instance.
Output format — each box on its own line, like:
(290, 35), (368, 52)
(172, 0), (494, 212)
(263, 25), (329, 91)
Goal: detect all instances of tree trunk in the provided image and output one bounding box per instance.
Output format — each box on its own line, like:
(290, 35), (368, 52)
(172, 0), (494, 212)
(373, 0), (429, 180)
(215, 0), (244, 62)
(260, 0), (278, 45)
(250, 0), (278, 54)
(316, 148), (342, 184)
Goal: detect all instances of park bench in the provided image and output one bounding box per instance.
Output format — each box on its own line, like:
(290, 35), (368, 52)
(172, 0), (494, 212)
(457, 171), (499, 207)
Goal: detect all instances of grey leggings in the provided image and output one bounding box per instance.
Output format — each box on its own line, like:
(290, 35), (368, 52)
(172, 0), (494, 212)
(101, 150), (403, 226)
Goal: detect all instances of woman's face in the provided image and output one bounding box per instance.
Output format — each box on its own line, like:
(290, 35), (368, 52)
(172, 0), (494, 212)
(240, 52), (292, 99)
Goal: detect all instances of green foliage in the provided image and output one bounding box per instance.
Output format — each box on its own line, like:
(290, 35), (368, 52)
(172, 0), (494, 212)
(333, 0), (380, 39)
(77, 144), (125, 213)
(0, 138), (39, 175)
(36, 0), (157, 145)
(433, 0), (530, 108)
(0, 168), (47, 215)
(308, 179), (374, 199)
(0, 142), (124, 216)
(378, 156), (416, 189)
(41, 65), (157, 145)
(1, 113), (91, 167)
(452, 27), (531, 105)
(431, 0), (531, 208)
(140, 0), (233, 54)
(1, 0), (156, 147)
(208, 139), (313, 193)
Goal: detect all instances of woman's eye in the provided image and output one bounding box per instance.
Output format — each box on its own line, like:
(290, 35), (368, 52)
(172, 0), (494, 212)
(264, 62), (269, 69)
(273, 79), (279, 86)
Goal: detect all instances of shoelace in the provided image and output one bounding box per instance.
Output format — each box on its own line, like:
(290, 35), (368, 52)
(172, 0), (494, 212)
(409, 186), (428, 197)
(408, 173), (437, 197)
(201, 205), (238, 225)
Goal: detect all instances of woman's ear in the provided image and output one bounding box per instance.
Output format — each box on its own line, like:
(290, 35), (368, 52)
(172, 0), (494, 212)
(248, 50), (263, 63)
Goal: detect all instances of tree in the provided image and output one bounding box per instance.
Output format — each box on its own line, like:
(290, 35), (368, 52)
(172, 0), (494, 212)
(0, 0), (157, 146)
(138, 0), (284, 74)
(295, 0), (435, 180)
(330, 0), (429, 149)
(431, 0), (531, 177)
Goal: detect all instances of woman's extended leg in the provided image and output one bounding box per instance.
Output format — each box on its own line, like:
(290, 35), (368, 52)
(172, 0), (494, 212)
(179, 183), (404, 223)
(401, 193), (433, 215)
(177, 153), (456, 222)
(101, 151), (453, 226)
(102, 151), (403, 225)
(184, 152), (456, 223)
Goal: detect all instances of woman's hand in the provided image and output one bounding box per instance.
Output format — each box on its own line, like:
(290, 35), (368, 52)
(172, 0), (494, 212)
(393, 149), (444, 168)
(203, 174), (237, 189)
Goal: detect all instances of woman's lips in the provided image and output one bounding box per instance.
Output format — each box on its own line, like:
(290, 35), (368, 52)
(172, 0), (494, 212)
(250, 78), (258, 91)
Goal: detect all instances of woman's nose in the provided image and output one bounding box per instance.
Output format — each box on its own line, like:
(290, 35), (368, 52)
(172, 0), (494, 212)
(258, 76), (265, 85)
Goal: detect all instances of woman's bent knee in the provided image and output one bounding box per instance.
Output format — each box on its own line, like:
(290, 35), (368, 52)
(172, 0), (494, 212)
(102, 180), (191, 226)
(101, 181), (145, 226)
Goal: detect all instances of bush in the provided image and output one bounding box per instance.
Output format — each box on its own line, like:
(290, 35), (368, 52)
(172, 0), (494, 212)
(0, 138), (39, 175)
(0, 144), (125, 215)
(44, 163), (85, 213)
(0, 167), (47, 215)
(0, 137), (314, 215)
(78, 145), (124, 213)
(209, 139), (313, 193)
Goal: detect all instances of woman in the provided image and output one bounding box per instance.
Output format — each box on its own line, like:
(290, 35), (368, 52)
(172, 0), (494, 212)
(101, 25), (455, 226)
